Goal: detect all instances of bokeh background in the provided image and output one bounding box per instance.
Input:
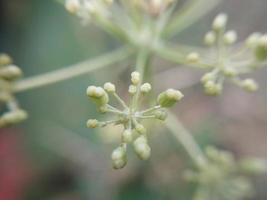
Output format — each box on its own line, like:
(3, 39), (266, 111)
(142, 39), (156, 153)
(0, 0), (267, 199)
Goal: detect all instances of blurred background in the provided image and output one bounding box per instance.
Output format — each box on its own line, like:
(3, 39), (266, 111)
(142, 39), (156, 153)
(0, 0), (267, 199)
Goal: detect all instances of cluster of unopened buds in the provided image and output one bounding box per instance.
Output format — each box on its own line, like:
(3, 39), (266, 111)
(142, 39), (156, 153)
(86, 71), (183, 169)
(185, 146), (267, 200)
(65, 0), (113, 24)
(186, 13), (267, 96)
(0, 54), (27, 128)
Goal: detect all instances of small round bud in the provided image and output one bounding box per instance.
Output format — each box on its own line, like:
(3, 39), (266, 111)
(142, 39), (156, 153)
(131, 71), (141, 85)
(135, 124), (146, 134)
(133, 136), (151, 160)
(122, 129), (133, 143)
(201, 72), (215, 83)
(65, 0), (81, 14)
(223, 67), (237, 77)
(0, 65), (22, 80)
(0, 54), (12, 66)
(212, 13), (228, 31)
(246, 32), (261, 48)
(204, 81), (222, 96)
(186, 52), (200, 63)
(154, 110), (168, 121)
(241, 79), (258, 92)
(128, 85), (137, 95)
(86, 119), (99, 128)
(104, 82), (116, 93)
(204, 31), (216, 45)
(140, 83), (152, 93)
(111, 146), (127, 169)
(254, 34), (267, 61)
(157, 89), (184, 107)
(87, 86), (109, 106)
(223, 30), (237, 45)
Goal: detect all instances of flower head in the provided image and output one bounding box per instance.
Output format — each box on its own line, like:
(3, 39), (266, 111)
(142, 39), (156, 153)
(86, 71), (183, 169)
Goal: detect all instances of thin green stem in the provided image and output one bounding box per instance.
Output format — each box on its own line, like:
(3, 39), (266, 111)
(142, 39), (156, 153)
(165, 111), (207, 167)
(14, 47), (133, 93)
(113, 93), (128, 109)
(139, 105), (161, 115)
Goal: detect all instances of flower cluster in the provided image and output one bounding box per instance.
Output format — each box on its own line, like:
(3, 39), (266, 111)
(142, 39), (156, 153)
(186, 13), (267, 95)
(0, 54), (27, 128)
(185, 146), (267, 200)
(86, 71), (183, 169)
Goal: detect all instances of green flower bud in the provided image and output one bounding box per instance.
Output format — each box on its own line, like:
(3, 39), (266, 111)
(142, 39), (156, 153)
(204, 81), (222, 96)
(133, 136), (151, 160)
(104, 82), (116, 93)
(254, 35), (267, 61)
(0, 65), (23, 80)
(1, 109), (28, 126)
(86, 119), (99, 128)
(240, 158), (267, 175)
(135, 123), (146, 134)
(157, 89), (184, 107)
(0, 54), (13, 66)
(87, 86), (109, 106)
(241, 79), (258, 92)
(111, 146), (127, 169)
(154, 110), (168, 121)
(122, 129), (133, 143)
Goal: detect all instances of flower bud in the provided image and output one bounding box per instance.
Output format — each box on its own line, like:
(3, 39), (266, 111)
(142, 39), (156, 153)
(204, 31), (216, 45)
(104, 82), (116, 93)
(140, 83), (152, 93)
(212, 13), (228, 31)
(246, 32), (261, 48)
(223, 30), (237, 45)
(65, 0), (81, 14)
(0, 65), (23, 80)
(86, 119), (99, 128)
(204, 81), (222, 96)
(0, 54), (12, 66)
(1, 110), (28, 125)
(122, 129), (133, 143)
(254, 34), (267, 61)
(87, 86), (109, 106)
(240, 158), (267, 175)
(135, 123), (146, 134)
(223, 67), (237, 77)
(241, 79), (258, 92)
(131, 71), (140, 85)
(157, 89), (184, 107)
(186, 52), (200, 63)
(201, 72), (215, 83)
(111, 146), (127, 169)
(133, 136), (151, 160)
(128, 85), (137, 95)
(154, 110), (168, 121)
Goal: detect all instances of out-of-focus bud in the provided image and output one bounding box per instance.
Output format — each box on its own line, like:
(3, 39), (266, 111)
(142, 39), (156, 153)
(104, 82), (116, 93)
(87, 86), (109, 106)
(0, 65), (23, 80)
(246, 33), (261, 48)
(204, 81), (222, 96)
(65, 0), (81, 14)
(122, 129), (133, 143)
(201, 72), (215, 83)
(128, 85), (137, 95)
(239, 158), (267, 175)
(0, 109), (28, 127)
(135, 123), (146, 134)
(186, 52), (200, 63)
(241, 79), (258, 92)
(0, 54), (12, 66)
(131, 71), (141, 85)
(204, 31), (216, 45)
(223, 67), (237, 77)
(223, 30), (237, 45)
(212, 13), (228, 31)
(111, 146), (127, 169)
(86, 119), (99, 128)
(254, 34), (267, 61)
(133, 136), (151, 160)
(154, 110), (168, 121)
(140, 83), (152, 93)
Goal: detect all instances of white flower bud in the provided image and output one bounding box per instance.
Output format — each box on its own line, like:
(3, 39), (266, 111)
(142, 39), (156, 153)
(186, 52), (200, 63)
(131, 71), (141, 85)
(104, 82), (116, 93)
(212, 13), (228, 31)
(1, 110), (28, 125)
(223, 67), (237, 77)
(111, 146), (127, 169)
(0, 65), (22, 80)
(259, 34), (267, 48)
(65, 0), (81, 14)
(0, 54), (12, 66)
(204, 31), (216, 45)
(133, 136), (151, 160)
(201, 72), (215, 83)
(157, 89), (184, 107)
(135, 124), (146, 134)
(241, 79), (258, 92)
(223, 30), (237, 45)
(140, 83), (152, 93)
(246, 32), (261, 48)
(86, 119), (99, 128)
(87, 86), (109, 106)
(122, 129), (133, 143)
(204, 81), (222, 96)
(128, 85), (137, 95)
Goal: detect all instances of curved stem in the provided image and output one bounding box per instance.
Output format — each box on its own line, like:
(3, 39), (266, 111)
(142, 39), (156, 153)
(165, 111), (207, 167)
(14, 47), (133, 93)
